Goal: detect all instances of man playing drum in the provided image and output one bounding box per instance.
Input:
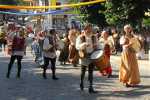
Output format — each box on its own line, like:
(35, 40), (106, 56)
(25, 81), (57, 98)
(76, 23), (102, 93)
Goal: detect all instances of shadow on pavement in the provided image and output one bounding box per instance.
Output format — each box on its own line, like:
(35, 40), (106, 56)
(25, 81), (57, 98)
(140, 75), (150, 78)
(1, 53), (150, 100)
(111, 88), (150, 98)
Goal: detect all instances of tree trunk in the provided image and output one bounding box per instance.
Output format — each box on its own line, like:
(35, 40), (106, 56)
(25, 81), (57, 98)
(138, 18), (142, 32)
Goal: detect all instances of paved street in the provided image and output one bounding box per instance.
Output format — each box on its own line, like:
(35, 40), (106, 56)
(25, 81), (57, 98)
(0, 47), (150, 100)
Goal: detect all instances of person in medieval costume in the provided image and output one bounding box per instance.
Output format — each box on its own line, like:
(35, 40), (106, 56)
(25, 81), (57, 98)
(6, 28), (34, 78)
(119, 25), (140, 87)
(99, 31), (112, 77)
(58, 34), (69, 65)
(68, 29), (79, 67)
(42, 29), (59, 80)
(76, 23), (102, 93)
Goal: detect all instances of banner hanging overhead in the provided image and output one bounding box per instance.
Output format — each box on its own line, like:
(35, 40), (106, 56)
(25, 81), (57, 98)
(0, 0), (107, 9)
(0, 8), (70, 16)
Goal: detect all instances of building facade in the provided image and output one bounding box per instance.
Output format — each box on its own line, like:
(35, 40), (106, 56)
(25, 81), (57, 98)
(24, 0), (81, 36)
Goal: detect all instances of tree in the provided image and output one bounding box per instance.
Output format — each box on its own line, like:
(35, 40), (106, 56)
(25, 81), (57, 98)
(14, 0), (29, 6)
(0, 0), (29, 11)
(0, 0), (17, 23)
(0, 0), (16, 11)
(104, 0), (150, 30)
(0, 0), (29, 23)
(0, 0), (16, 5)
(69, 0), (108, 28)
(143, 10), (150, 26)
(143, 18), (150, 26)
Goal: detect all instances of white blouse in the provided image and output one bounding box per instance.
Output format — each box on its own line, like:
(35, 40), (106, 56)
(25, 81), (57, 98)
(8, 31), (34, 56)
(76, 33), (102, 53)
(43, 34), (56, 58)
(68, 35), (76, 45)
(119, 36), (129, 51)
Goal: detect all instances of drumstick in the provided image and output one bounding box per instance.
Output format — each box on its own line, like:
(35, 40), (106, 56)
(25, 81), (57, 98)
(103, 39), (111, 47)
(106, 39), (111, 44)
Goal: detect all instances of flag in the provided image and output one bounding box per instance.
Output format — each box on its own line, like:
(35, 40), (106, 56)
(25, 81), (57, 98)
(51, 0), (56, 6)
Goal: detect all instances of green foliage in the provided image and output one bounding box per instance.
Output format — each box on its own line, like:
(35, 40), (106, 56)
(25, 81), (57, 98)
(0, 0), (16, 11)
(14, 0), (30, 6)
(0, 0), (29, 11)
(143, 18), (150, 26)
(69, 0), (150, 27)
(104, 0), (150, 26)
(0, 0), (29, 6)
(0, 0), (16, 5)
(69, 0), (108, 28)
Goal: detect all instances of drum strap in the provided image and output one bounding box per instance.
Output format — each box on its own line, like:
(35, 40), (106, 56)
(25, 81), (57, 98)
(79, 34), (97, 57)
(80, 35), (96, 46)
(81, 35), (96, 44)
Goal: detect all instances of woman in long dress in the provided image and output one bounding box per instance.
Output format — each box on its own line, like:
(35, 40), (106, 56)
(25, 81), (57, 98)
(119, 25), (140, 87)
(68, 29), (79, 67)
(58, 34), (69, 65)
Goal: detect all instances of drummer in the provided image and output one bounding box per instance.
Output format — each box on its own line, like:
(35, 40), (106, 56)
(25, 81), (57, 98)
(76, 23), (102, 93)
(119, 25), (140, 87)
(99, 31), (112, 77)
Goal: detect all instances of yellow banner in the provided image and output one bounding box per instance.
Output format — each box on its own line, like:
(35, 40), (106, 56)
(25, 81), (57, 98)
(0, 0), (107, 9)
(51, 0), (56, 6)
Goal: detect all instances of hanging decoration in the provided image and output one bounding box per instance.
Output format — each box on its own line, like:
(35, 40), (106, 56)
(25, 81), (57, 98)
(0, 8), (70, 16)
(0, 0), (107, 9)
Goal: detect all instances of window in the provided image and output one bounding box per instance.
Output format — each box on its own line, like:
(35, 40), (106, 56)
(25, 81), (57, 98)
(56, 3), (61, 10)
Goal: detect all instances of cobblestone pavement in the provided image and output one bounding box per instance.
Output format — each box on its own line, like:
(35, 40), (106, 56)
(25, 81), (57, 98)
(0, 48), (150, 100)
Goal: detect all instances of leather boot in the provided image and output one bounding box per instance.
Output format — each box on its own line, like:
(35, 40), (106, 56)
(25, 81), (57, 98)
(6, 70), (10, 78)
(80, 65), (86, 90)
(80, 81), (84, 90)
(89, 81), (97, 93)
(43, 73), (47, 79)
(16, 73), (21, 78)
(52, 76), (59, 80)
(52, 69), (59, 80)
(89, 88), (97, 93)
(6, 73), (9, 78)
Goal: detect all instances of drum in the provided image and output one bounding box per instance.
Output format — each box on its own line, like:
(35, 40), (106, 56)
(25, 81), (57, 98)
(79, 50), (84, 58)
(129, 38), (142, 53)
(57, 40), (64, 50)
(107, 36), (115, 49)
(91, 50), (110, 71)
(96, 42), (103, 49)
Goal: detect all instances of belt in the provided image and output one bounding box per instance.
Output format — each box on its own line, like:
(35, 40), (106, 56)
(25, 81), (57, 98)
(84, 53), (91, 57)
